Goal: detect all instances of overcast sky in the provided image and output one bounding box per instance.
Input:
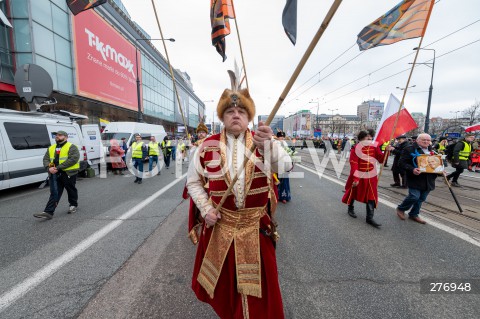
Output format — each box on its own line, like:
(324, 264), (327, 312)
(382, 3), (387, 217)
(120, 0), (480, 123)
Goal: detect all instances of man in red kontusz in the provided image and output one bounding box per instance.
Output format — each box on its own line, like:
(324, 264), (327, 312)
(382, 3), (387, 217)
(186, 75), (292, 318)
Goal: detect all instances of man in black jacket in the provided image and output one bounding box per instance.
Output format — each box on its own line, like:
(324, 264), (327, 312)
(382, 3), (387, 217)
(390, 135), (409, 188)
(446, 133), (475, 187)
(396, 134), (438, 224)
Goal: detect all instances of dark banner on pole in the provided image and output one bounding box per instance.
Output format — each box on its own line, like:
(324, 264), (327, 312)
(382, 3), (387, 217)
(66, 0), (107, 16)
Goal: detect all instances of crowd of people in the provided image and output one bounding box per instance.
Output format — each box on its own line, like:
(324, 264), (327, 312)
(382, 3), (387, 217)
(343, 131), (479, 228)
(31, 76), (479, 318)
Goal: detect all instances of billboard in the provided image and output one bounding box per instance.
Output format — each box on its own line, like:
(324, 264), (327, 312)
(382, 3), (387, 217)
(368, 105), (383, 121)
(72, 9), (140, 111)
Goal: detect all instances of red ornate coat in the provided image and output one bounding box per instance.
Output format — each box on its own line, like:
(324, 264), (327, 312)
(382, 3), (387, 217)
(342, 143), (385, 207)
(189, 130), (284, 319)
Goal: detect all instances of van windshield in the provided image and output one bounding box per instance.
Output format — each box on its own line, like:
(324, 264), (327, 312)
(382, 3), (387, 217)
(101, 132), (131, 145)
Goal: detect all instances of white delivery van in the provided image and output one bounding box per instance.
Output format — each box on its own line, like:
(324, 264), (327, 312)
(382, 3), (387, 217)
(0, 109), (88, 190)
(101, 122), (167, 148)
(82, 124), (102, 166)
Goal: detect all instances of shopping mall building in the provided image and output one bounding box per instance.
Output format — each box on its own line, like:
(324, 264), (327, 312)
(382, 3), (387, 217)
(0, 0), (205, 134)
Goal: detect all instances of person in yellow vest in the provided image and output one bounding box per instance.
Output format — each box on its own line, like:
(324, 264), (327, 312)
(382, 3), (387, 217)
(381, 141), (391, 167)
(446, 133), (475, 187)
(34, 131), (80, 220)
(161, 136), (173, 169)
(434, 137), (449, 167)
(147, 136), (161, 176)
(435, 137), (448, 154)
(131, 133), (148, 184)
(178, 139), (186, 163)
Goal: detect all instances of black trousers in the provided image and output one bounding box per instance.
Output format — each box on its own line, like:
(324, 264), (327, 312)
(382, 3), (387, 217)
(447, 165), (464, 183)
(44, 172), (78, 214)
(392, 170), (407, 186)
(163, 152), (171, 168)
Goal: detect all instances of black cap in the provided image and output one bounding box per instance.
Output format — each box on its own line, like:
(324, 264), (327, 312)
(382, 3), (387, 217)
(276, 131), (286, 138)
(396, 135), (407, 139)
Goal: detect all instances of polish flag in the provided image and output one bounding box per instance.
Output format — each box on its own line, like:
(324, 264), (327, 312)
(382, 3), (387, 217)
(374, 94), (418, 144)
(465, 122), (480, 132)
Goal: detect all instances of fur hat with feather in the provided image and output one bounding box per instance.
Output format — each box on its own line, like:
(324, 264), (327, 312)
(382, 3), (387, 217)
(216, 66), (255, 122)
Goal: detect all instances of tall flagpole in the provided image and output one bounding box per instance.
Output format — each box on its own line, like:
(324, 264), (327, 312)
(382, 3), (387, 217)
(378, 0), (435, 179)
(150, 0), (189, 137)
(212, 0), (344, 215)
(230, 0), (249, 90)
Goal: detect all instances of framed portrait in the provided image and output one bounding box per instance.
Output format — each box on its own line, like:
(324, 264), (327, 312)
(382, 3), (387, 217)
(417, 154), (444, 174)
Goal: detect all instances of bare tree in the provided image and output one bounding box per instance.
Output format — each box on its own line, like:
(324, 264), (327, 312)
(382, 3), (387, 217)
(462, 100), (480, 126)
(429, 117), (444, 137)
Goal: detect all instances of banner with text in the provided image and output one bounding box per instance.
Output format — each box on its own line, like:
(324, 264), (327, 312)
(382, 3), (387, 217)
(72, 9), (140, 111)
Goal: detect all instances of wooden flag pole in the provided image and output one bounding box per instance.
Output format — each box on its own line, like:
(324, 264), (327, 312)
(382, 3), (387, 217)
(231, 0), (249, 90)
(378, 0), (435, 179)
(378, 35), (423, 180)
(213, 0), (344, 215)
(151, 0), (189, 137)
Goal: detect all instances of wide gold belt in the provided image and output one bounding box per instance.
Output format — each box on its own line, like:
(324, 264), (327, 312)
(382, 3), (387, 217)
(197, 206), (266, 299)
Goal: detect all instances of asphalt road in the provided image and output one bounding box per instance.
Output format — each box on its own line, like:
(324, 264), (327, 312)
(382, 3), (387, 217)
(1, 161), (479, 318)
(80, 165), (479, 319)
(0, 163), (188, 319)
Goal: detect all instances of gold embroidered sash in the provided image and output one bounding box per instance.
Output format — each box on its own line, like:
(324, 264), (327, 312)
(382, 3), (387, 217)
(197, 206), (266, 299)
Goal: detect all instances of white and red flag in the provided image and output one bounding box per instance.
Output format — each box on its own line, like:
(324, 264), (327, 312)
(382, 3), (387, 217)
(465, 122), (480, 133)
(374, 94), (418, 145)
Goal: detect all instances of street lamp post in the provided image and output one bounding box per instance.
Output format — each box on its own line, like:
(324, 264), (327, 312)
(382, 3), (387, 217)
(413, 47), (436, 134)
(134, 38), (175, 123)
(135, 50), (143, 123)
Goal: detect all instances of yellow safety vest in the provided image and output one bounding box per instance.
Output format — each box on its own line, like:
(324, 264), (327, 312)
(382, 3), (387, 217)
(131, 142), (144, 159)
(179, 142), (185, 151)
(148, 142), (160, 156)
(438, 144), (446, 153)
(49, 142), (80, 171)
(381, 141), (389, 151)
(161, 140), (171, 148)
(459, 141), (471, 161)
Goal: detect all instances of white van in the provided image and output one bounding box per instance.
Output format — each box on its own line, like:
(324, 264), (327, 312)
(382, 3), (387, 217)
(101, 122), (167, 148)
(82, 124), (102, 166)
(0, 109), (88, 190)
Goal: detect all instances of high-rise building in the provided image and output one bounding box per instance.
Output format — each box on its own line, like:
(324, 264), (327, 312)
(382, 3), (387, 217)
(357, 99), (384, 127)
(0, 0), (204, 134)
(283, 110), (312, 138)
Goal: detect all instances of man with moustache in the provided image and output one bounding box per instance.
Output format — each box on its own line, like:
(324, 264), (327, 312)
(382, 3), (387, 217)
(187, 75), (291, 318)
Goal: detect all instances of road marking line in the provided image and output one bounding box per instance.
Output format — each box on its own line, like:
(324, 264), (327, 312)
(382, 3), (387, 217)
(0, 174), (187, 313)
(297, 164), (480, 248)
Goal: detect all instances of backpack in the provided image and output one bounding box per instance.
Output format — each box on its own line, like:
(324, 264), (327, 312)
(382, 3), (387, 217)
(445, 142), (457, 161)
